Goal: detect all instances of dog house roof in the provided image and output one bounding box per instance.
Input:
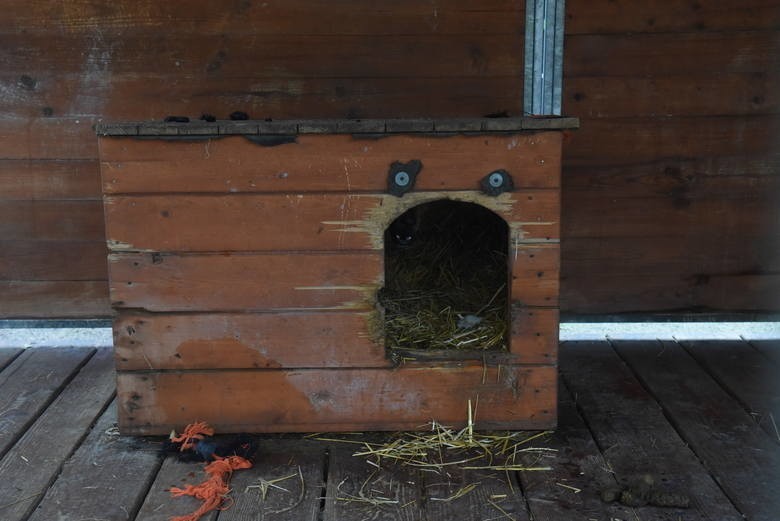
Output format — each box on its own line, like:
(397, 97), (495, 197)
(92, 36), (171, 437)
(95, 117), (579, 137)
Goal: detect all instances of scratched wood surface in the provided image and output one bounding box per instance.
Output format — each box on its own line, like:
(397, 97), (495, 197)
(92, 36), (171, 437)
(116, 364), (557, 434)
(99, 133), (562, 193)
(1, 340), (776, 521)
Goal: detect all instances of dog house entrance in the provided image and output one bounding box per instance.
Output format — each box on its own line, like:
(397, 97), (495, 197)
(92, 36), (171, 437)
(381, 199), (509, 354)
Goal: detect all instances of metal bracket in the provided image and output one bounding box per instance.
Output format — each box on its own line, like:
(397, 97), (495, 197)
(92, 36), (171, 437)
(387, 160), (422, 197)
(524, 0), (566, 115)
(480, 170), (514, 196)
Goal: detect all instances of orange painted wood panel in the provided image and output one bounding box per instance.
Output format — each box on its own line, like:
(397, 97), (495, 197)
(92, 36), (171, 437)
(108, 252), (382, 312)
(116, 364), (557, 434)
(509, 307), (558, 363)
(104, 190), (559, 252)
(511, 244), (559, 307)
(114, 311), (389, 370)
(100, 133), (561, 194)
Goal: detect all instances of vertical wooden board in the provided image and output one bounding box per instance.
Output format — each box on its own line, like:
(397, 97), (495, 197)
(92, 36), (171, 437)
(0, 348), (115, 521)
(682, 339), (780, 441)
(322, 444), (422, 521)
(134, 457), (218, 521)
(559, 341), (743, 521)
(104, 190), (559, 253)
(219, 439), (325, 521)
(0, 348), (22, 370)
(0, 346), (94, 458)
(518, 383), (636, 521)
(116, 365), (557, 434)
(108, 252), (383, 312)
(511, 244), (559, 306)
(509, 307), (558, 363)
(114, 312), (388, 370)
(614, 340), (780, 520)
(27, 401), (162, 521)
(100, 133), (562, 194)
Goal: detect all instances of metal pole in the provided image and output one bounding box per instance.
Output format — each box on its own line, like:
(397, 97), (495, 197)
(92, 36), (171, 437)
(524, 0), (565, 115)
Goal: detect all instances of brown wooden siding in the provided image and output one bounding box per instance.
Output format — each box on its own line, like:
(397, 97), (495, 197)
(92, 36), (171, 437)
(2, 0), (778, 317)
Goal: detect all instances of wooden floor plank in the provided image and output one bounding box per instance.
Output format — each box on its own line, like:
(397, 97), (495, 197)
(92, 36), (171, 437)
(135, 457), (219, 521)
(27, 400), (162, 521)
(614, 340), (780, 521)
(748, 339), (780, 367)
(559, 341), (743, 521)
(322, 444), (422, 521)
(0, 346), (94, 460)
(423, 465), (530, 521)
(218, 439), (325, 521)
(0, 348), (22, 371)
(0, 347), (115, 521)
(682, 339), (780, 442)
(518, 382), (637, 521)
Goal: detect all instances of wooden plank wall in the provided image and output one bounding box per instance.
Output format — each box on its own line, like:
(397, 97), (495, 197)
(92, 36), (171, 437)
(561, 1), (780, 313)
(2, 0), (778, 317)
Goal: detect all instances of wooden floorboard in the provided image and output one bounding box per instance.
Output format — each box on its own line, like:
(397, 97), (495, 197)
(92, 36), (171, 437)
(560, 341), (743, 521)
(0, 340), (777, 520)
(0, 348), (115, 521)
(682, 339), (780, 442)
(748, 339), (780, 366)
(218, 439), (325, 521)
(0, 347), (94, 460)
(0, 348), (22, 371)
(518, 381), (635, 521)
(614, 339), (780, 521)
(27, 400), (162, 521)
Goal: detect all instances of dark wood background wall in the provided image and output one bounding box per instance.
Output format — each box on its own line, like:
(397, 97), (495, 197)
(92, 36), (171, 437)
(0, 0), (778, 318)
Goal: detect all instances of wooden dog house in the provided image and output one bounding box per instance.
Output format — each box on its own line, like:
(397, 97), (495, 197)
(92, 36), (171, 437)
(96, 117), (577, 434)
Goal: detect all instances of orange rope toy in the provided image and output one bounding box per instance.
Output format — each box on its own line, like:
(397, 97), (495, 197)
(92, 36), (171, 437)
(169, 421), (214, 452)
(168, 422), (253, 521)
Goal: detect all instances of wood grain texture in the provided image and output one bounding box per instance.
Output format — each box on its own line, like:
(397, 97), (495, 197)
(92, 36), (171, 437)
(99, 133), (561, 194)
(560, 341), (743, 521)
(221, 440), (325, 521)
(509, 307), (558, 363)
(565, 32), (779, 77)
(0, 347), (94, 458)
(116, 364), (557, 434)
(108, 252), (382, 312)
(104, 191), (559, 252)
(0, 348), (115, 521)
(518, 383), (634, 521)
(0, 281), (110, 318)
(0, 200), (104, 241)
(566, 0), (780, 33)
(133, 457), (218, 521)
(114, 311), (389, 370)
(1, 0), (525, 36)
(0, 240), (106, 280)
(511, 244), (559, 307)
(0, 159), (100, 199)
(682, 340), (780, 442)
(27, 400), (162, 521)
(0, 348), (22, 369)
(614, 340), (780, 520)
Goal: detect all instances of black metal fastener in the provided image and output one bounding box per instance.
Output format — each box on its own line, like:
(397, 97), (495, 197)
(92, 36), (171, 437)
(480, 169), (514, 196)
(387, 160), (422, 197)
